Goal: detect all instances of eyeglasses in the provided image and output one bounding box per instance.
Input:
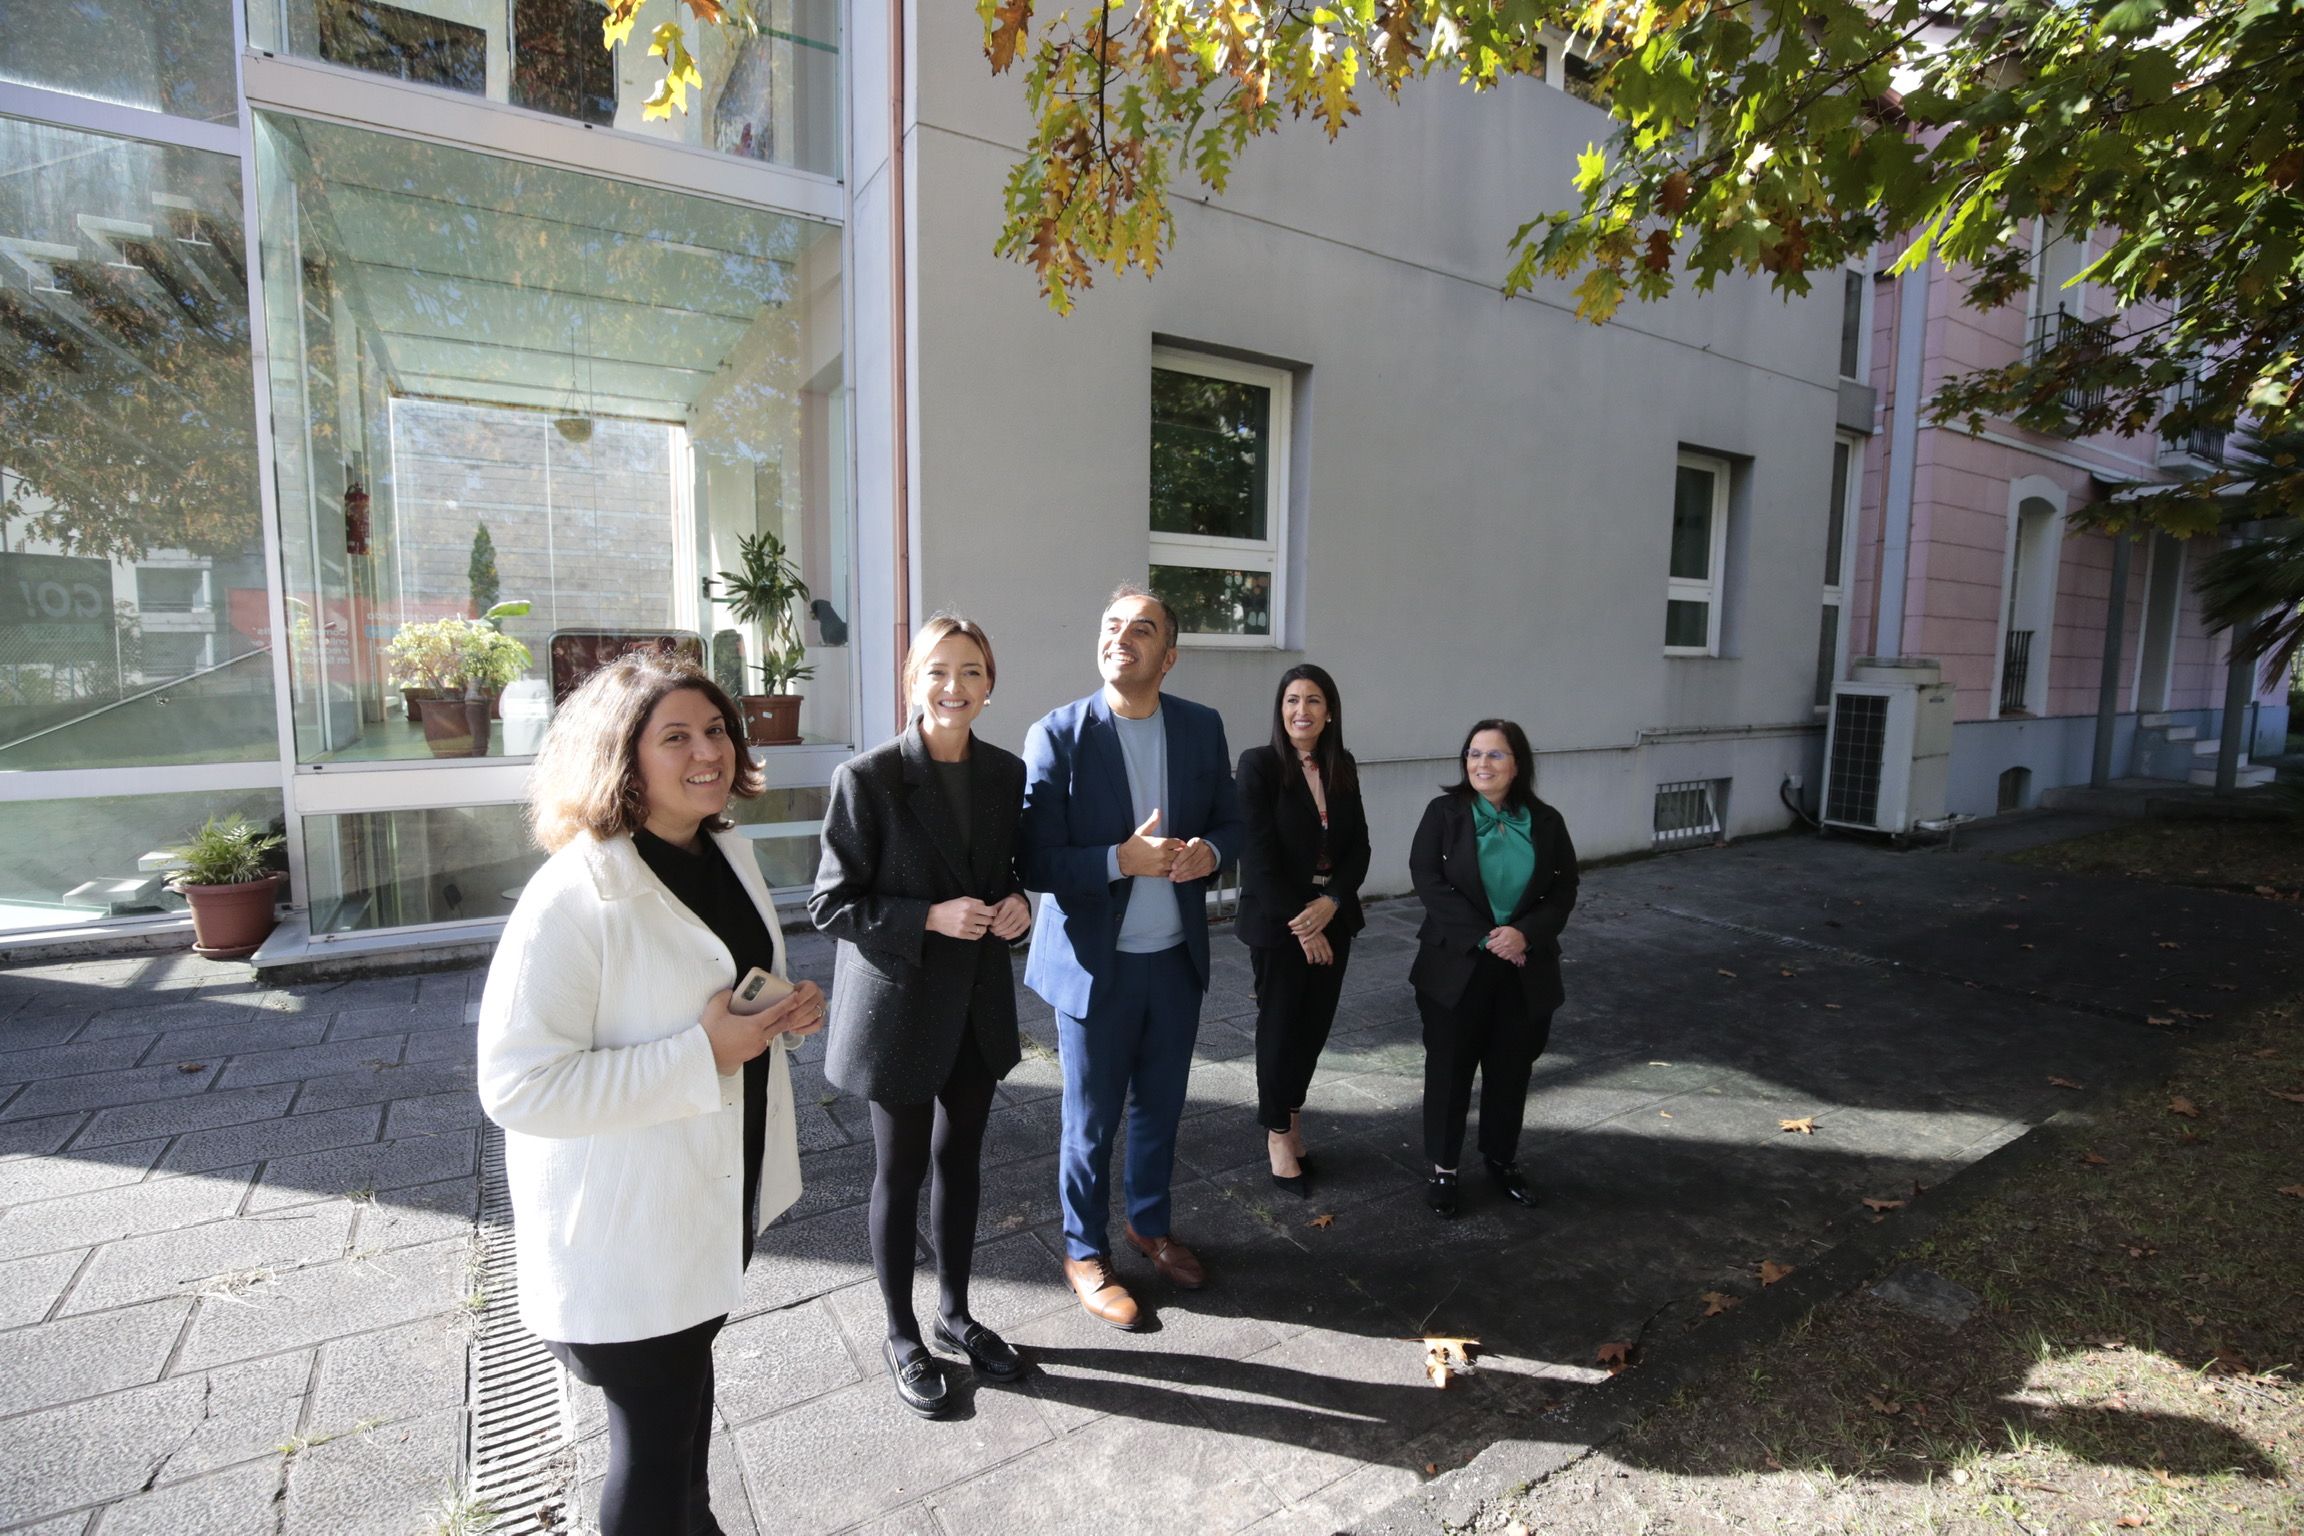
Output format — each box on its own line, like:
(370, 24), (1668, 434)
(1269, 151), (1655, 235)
(1464, 749), (1512, 765)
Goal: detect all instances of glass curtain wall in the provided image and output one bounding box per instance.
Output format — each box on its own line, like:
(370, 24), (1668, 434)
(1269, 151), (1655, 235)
(246, 0), (840, 177)
(0, 115), (286, 928)
(255, 113), (848, 932)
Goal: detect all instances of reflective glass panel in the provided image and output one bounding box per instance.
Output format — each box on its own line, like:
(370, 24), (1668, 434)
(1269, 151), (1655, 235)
(1150, 368), (1272, 542)
(248, 0), (841, 177)
(254, 112), (849, 765)
(0, 789), (284, 932)
(0, 0), (238, 120)
(1665, 598), (1709, 650)
(1824, 440), (1851, 585)
(1814, 603), (1840, 706)
(1669, 464), (1716, 582)
(1151, 565), (1272, 638)
(0, 122), (278, 771)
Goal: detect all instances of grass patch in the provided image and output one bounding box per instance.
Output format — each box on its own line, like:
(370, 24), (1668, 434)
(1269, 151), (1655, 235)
(2007, 817), (2304, 893)
(1494, 992), (2304, 1535)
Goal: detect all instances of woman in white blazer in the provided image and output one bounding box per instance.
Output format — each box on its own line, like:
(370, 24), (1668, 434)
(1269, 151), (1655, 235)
(478, 650), (825, 1536)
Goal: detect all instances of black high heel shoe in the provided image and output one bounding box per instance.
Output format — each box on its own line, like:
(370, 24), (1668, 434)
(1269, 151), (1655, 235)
(1426, 1169), (1459, 1218)
(1486, 1159), (1539, 1207)
(1269, 1133), (1309, 1197)
(883, 1337), (951, 1418)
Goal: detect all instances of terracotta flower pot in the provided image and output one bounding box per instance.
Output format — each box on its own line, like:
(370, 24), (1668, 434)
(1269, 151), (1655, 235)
(421, 697), (494, 758)
(176, 872), (286, 960)
(742, 694), (803, 746)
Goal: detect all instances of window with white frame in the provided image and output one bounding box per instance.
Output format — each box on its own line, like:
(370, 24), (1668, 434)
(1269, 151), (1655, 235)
(1814, 436), (1861, 705)
(1148, 348), (1292, 644)
(1666, 451), (1729, 655)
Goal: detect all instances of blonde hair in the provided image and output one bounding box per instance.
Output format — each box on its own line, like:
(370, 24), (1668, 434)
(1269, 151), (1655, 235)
(901, 613), (997, 704)
(527, 651), (763, 853)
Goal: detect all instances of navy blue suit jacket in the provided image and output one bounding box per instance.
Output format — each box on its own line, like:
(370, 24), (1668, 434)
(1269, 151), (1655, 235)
(1019, 690), (1243, 1019)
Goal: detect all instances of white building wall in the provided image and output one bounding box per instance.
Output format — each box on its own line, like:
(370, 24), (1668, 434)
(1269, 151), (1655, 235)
(899, 6), (1856, 884)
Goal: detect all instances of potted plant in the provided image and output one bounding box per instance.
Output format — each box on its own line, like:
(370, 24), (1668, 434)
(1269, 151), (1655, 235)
(168, 816), (287, 960)
(711, 533), (812, 745)
(385, 602), (533, 757)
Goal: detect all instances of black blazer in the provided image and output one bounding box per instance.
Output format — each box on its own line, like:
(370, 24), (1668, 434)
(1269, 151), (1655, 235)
(809, 726), (1025, 1105)
(1407, 791), (1579, 1015)
(1234, 744), (1371, 950)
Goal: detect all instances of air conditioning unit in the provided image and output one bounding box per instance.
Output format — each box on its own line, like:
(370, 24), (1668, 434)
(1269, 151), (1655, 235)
(1823, 659), (1956, 835)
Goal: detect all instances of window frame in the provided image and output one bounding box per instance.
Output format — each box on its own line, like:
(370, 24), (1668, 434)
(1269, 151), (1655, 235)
(1665, 450), (1730, 657)
(1814, 434), (1863, 706)
(1147, 345), (1293, 649)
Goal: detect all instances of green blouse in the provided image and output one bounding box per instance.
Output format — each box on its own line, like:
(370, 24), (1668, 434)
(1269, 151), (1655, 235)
(1471, 796), (1535, 926)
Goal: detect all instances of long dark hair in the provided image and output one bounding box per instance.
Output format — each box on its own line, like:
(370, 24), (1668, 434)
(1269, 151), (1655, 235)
(1444, 717), (1537, 815)
(1268, 663), (1357, 798)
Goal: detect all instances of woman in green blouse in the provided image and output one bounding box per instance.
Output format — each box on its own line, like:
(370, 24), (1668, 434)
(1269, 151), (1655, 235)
(1406, 719), (1580, 1217)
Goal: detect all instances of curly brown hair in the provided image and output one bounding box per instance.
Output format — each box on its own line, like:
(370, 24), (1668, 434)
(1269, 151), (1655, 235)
(527, 651), (763, 853)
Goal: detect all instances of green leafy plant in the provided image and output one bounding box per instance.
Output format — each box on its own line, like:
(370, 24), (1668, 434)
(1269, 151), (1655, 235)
(712, 533), (812, 693)
(467, 522), (500, 616)
(168, 816), (284, 888)
(385, 603), (534, 695)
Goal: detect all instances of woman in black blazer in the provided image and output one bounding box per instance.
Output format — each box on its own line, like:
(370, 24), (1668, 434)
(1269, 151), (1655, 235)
(810, 615), (1032, 1418)
(1408, 718), (1579, 1218)
(1235, 664), (1370, 1197)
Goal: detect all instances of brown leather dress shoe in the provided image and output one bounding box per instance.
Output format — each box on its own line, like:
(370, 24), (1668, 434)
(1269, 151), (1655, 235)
(1063, 1255), (1142, 1330)
(1123, 1223), (1208, 1290)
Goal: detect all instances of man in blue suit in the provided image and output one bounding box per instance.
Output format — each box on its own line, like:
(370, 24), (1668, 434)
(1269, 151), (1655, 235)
(1020, 585), (1244, 1328)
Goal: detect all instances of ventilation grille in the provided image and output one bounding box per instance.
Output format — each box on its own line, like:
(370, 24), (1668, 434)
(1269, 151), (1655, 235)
(1653, 779), (1726, 850)
(1825, 692), (1890, 827)
(468, 1121), (573, 1532)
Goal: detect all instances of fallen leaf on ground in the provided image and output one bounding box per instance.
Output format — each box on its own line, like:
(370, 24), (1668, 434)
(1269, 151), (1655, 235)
(1822, 1002), (1842, 1010)
(1865, 1393), (1902, 1415)
(1779, 1117), (1817, 1135)
(1658, 1111), (1674, 1119)
(2211, 982), (2237, 991)
(1717, 968), (1738, 979)
(177, 1062), (207, 1074)
(2168, 1096), (2201, 1117)
(2146, 1015), (2176, 1027)
(2251, 1047), (2280, 1059)
(2269, 1089), (2304, 1105)
(995, 1213), (1027, 1232)
(2082, 1151), (2110, 1166)
(1759, 1260), (1795, 1286)
(2158, 941), (2181, 950)
(1700, 1290), (1739, 1317)
(1778, 967), (1795, 977)
(1862, 1197), (1906, 1213)
(1421, 1335), (1478, 1389)
(2048, 1076), (2083, 1090)
(1422, 1461), (1438, 1475)
(2210, 1346), (2255, 1375)
(2117, 1517), (2148, 1529)
(2277, 1184), (2304, 1200)
(1594, 1341), (1632, 1372)
(1306, 1212), (1335, 1229)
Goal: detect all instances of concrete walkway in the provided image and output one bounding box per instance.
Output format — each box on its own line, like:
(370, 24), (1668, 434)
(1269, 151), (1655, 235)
(2, 812), (2298, 1535)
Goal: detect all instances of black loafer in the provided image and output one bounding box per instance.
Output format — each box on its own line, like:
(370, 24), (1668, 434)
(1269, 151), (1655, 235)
(883, 1337), (951, 1417)
(932, 1318), (1026, 1383)
(1426, 1170), (1459, 1218)
(1486, 1160), (1539, 1207)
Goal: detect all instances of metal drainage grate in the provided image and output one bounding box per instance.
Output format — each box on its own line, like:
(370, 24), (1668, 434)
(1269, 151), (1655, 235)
(1653, 779), (1726, 850)
(468, 1121), (573, 1533)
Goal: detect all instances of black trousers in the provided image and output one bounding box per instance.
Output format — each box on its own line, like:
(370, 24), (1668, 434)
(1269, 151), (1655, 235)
(1419, 950), (1554, 1169)
(547, 1314), (726, 1536)
(867, 1033), (998, 1346)
(1250, 933), (1353, 1132)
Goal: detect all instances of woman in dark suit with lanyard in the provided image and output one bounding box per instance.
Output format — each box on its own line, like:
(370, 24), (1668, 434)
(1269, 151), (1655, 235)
(1235, 664), (1370, 1196)
(1408, 718), (1579, 1217)
(811, 614), (1032, 1418)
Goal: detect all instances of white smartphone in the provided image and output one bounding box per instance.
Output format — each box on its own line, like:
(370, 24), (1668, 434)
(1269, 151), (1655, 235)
(729, 966), (795, 1016)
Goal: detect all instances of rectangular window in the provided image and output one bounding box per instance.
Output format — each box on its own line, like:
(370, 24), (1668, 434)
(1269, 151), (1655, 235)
(1814, 436), (1859, 705)
(249, 0), (843, 177)
(1665, 452), (1729, 656)
(1148, 348), (1292, 646)
(0, 789), (283, 929)
(0, 120), (278, 773)
(0, 0), (238, 121)
(1838, 270), (1864, 381)
(254, 111), (850, 765)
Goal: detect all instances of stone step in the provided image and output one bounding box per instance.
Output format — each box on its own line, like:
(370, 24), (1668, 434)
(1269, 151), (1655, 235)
(2192, 737), (2240, 757)
(2139, 712), (2174, 729)
(2159, 725), (2199, 742)
(2188, 762), (2276, 788)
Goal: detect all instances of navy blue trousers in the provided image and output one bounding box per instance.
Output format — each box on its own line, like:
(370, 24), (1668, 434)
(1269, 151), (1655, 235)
(1055, 944), (1203, 1260)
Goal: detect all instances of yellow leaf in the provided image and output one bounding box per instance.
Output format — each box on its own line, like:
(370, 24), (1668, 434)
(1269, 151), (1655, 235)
(1306, 1212), (1336, 1229)
(986, 0), (1031, 73)
(1779, 1117), (1817, 1135)
(603, 0), (643, 49)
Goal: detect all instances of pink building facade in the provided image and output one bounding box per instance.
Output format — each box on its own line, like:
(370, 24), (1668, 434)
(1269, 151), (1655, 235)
(1840, 238), (2284, 815)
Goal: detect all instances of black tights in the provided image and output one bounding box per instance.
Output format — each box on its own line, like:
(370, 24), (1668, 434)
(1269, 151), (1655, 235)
(547, 1315), (724, 1536)
(868, 1037), (998, 1353)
